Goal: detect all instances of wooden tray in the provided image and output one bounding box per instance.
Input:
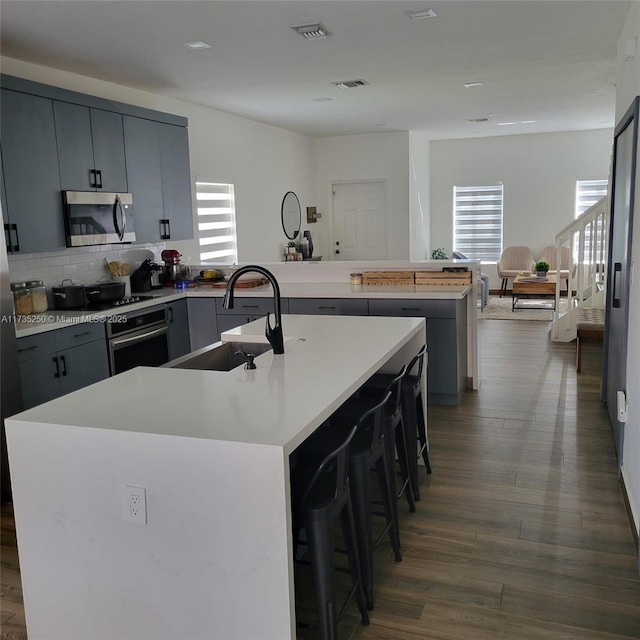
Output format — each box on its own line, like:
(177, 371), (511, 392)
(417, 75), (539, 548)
(363, 271), (415, 286)
(415, 270), (472, 286)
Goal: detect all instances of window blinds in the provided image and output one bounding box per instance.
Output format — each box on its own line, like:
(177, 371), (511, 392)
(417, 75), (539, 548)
(196, 180), (237, 264)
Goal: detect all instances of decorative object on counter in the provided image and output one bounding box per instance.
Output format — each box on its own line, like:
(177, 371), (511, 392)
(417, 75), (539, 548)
(51, 279), (86, 310)
(350, 272), (363, 285)
(281, 191), (301, 240)
(299, 236), (310, 259)
(415, 270), (472, 286)
(306, 206), (321, 223)
(303, 230), (314, 258)
(362, 271), (415, 286)
(25, 280), (48, 313)
(534, 260), (550, 278)
(10, 283), (32, 315)
(430, 248), (449, 260)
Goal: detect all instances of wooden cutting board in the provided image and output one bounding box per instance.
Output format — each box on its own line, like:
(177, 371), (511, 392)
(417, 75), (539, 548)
(205, 277), (269, 289)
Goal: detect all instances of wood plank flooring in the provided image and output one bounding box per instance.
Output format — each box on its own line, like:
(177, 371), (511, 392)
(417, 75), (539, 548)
(2, 317), (639, 639)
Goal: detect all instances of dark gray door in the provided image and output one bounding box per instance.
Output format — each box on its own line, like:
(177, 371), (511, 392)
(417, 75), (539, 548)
(123, 115), (164, 242)
(58, 341), (110, 396)
(1, 90), (65, 253)
(159, 123), (193, 241)
(604, 97), (638, 464)
(19, 355), (60, 409)
(54, 101), (96, 191)
(90, 108), (128, 192)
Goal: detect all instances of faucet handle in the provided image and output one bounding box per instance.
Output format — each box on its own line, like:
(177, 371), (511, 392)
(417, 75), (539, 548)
(235, 350), (257, 370)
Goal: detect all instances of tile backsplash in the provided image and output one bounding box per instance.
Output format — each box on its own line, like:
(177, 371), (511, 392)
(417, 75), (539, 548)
(8, 242), (167, 287)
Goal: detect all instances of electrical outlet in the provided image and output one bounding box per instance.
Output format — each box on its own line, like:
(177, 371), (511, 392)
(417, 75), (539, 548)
(124, 485), (147, 525)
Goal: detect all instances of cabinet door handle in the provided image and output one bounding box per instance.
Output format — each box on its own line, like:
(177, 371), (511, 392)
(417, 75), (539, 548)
(60, 355), (67, 377)
(318, 306), (337, 310)
(73, 331), (91, 339)
(401, 307), (421, 311)
(95, 170), (103, 189)
(17, 345), (38, 354)
(240, 305), (259, 309)
(165, 219), (171, 239)
(613, 262), (622, 308)
(89, 169), (96, 188)
(168, 306), (174, 323)
(11, 224), (19, 252)
(4, 224), (11, 253)
(53, 356), (60, 378)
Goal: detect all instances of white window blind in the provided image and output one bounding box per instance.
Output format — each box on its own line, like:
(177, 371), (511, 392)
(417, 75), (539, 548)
(453, 184), (503, 262)
(575, 179), (608, 217)
(575, 179), (607, 263)
(196, 180), (237, 264)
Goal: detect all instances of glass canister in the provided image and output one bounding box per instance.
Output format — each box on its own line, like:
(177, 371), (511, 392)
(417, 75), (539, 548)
(10, 283), (32, 316)
(26, 280), (48, 313)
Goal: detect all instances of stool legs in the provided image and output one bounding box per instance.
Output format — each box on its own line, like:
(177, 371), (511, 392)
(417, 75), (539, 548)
(415, 391), (431, 474)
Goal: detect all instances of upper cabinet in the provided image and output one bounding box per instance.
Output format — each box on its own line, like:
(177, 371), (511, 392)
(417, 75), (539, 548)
(0, 74), (193, 253)
(1, 89), (66, 253)
(124, 116), (193, 243)
(54, 102), (127, 192)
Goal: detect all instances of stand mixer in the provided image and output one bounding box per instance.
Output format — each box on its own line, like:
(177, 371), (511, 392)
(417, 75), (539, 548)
(161, 249), (182, 283)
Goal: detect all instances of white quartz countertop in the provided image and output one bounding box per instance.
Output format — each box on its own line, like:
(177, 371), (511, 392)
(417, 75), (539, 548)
(12, 314), (425, 455)
(13, 282), (470, 338)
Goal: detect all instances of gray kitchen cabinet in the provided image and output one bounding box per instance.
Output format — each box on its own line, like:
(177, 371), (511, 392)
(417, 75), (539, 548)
(159, 124), (193, 241)
(167, 299), (191, 360)
(187, 298), (218, 351)
(0, 89), (65, 253)
(215, 297), (288, 318)
(288, 298), (369, 315)
(17, 324), (109, 409)
(124, 116), (193, 242)
(368, 298), (467, 405)
(1, 151), (8, 249)
(216, 314), (265, 336)
(54, 101), (127, 192)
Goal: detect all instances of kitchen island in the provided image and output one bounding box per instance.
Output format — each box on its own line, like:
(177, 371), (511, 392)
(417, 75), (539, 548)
(6, 313), (425, 640)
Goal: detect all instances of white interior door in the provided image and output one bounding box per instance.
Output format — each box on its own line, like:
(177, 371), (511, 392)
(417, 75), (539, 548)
(332, 181), (388, 260)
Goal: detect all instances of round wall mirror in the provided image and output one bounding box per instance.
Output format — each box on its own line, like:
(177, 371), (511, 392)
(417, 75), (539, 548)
(281, 191), (301, 240)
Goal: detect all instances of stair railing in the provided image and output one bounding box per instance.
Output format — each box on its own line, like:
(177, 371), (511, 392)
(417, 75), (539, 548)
(552, 196), (608, 342)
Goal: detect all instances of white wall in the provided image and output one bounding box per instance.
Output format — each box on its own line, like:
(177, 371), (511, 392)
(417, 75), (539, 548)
(315, 132), (410, 260)
(1, 58), (316, 264)
(430, 130), (613, 287)
(617, 2), (640, 546)
(409, 131), (431, 262)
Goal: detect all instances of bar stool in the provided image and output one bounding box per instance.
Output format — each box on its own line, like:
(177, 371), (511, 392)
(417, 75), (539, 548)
(334, 366), (416, 530)
(291, 424), (369, 640)
(300, 392), (400, 611)
(363, 345), (431, 502)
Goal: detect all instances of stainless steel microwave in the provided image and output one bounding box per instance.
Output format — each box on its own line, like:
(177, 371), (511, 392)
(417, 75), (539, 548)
(63, 191), (135, 247)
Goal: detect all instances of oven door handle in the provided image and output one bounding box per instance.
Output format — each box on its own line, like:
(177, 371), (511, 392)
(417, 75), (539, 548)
(109, 325), (168, 348)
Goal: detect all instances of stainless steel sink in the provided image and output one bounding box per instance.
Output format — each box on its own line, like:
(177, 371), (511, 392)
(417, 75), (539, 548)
(164, 341), (272, 371)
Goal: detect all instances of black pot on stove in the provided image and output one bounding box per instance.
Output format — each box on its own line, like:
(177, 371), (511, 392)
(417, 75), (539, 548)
(85, 281), (126, 305)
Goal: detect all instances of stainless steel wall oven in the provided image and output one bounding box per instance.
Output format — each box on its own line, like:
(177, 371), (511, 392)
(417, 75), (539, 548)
(107, 306), (170, 375)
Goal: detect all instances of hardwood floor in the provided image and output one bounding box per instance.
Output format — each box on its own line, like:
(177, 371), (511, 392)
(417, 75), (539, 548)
(2, 318), (639, 639)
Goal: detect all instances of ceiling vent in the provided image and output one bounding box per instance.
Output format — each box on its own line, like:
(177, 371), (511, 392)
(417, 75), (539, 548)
(468, 117), (489, 123)
(291, 23), (332, 40)
(333, 80), (369, 90)
(405, 8), (437, 20)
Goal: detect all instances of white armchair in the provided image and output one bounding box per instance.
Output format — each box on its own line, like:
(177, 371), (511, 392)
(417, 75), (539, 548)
(497, 246), (536, 297)
(538, 246), (576, 293)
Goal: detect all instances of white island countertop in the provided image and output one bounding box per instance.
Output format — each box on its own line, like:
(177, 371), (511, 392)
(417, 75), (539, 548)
(6, 314), (426, 640)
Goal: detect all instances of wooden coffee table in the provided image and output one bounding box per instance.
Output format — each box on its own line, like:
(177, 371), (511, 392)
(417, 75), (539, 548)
(512, 274), (557, 311)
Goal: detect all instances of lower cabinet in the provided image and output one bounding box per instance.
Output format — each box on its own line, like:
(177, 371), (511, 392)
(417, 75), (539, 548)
(17, 324), (109, 409)
(167, 299), (190, 360)
(288, 298), (369, 315)
(215, 297), (290, 340)
(368, 298), (467, 405)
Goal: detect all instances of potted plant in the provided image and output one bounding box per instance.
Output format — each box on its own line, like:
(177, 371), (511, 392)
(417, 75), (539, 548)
(534, 260), (550, 277)
(430, 248), (449, 260)
(286, 240), (297, 254)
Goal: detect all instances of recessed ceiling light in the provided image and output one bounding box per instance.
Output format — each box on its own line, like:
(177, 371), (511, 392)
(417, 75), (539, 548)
(463, 82), (484, 89)
(291, 23), (332, 39)
(496, 122), (516, 126)
(313, 97), (333, 102)
(333, 79), (369, 90)
(405, 8), (437, 19)
(520, 120), (536, 124)
(182, 41), (212, 50)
